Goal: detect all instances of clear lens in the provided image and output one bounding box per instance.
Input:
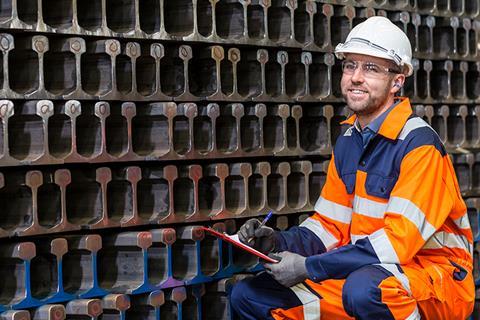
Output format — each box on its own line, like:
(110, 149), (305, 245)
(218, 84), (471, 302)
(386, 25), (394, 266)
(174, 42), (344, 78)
(341, 60), (393, 79)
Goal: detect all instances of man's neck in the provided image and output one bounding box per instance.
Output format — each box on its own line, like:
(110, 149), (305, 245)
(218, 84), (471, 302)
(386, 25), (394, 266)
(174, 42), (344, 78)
(356, 97), (395, 129)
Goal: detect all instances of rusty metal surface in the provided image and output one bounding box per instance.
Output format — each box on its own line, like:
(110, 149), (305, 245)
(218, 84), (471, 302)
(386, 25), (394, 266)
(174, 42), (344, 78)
(0, 2), (476, 46)
(0, 160), (328, 237)
(31, 305), (65, 320)
(0, 100), (348, 167)
(0, 32), (479, 103)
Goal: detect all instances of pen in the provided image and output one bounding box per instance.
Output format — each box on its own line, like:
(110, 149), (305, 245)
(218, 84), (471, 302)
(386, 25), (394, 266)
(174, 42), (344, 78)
(247, 211), (273, 244)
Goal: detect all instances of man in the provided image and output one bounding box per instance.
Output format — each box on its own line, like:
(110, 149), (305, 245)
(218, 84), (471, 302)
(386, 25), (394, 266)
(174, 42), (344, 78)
(230, 16), (474, 320)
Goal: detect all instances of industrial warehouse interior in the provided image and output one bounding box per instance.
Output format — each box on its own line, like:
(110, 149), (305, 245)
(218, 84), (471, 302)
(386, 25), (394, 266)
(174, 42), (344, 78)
(0, 0), (479, 319)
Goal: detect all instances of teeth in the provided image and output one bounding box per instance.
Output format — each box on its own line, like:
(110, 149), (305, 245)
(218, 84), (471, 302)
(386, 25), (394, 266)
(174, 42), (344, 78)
(351, 89), (366, 94)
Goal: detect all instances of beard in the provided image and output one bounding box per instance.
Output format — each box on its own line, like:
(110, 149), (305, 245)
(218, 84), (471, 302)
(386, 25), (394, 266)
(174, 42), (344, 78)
(342, 84), (391, 117)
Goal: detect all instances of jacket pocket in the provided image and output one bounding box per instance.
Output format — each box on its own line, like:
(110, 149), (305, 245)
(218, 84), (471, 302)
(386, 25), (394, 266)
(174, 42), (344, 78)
(424, 263), (452, 302)
(365, 173), (397, 199)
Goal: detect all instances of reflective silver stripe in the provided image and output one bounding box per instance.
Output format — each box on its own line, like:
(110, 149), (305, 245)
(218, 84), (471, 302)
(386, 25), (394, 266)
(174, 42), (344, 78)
(350, 234), (367, 244)
(377, 263), (412, 295)
(369, 228), (400, 264)
(301, 218), (339, 250)
(454, 213), (471, 230)
(353, 195), (387, 219)
(405, 307), (421, 320)
(423, 231), (473, 254)
(397, 117), (434, 140)
(290, 283), (320, 320)
(344, 126), (354, 136)
(341, 37), (404, 65)
(314, 196), (352, 224)
(388, 197), (436, 241)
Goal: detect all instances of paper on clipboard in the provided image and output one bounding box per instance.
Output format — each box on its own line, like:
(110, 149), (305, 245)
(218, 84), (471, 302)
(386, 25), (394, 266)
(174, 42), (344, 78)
(202, 227), (279, 263)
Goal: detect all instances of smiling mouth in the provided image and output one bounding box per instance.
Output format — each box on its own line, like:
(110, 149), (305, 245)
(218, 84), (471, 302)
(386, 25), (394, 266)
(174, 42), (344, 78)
(348, 89), (368, 94)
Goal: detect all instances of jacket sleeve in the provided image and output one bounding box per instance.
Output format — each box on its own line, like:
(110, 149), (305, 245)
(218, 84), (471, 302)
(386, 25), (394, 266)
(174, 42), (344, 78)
(275, 154), (353, 257)
(305, 139), (461, 282)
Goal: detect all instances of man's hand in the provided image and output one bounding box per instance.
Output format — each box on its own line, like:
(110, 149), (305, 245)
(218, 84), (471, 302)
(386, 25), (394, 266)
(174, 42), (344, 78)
(238, 218), (276, 254)
(264, 251), (308, 287)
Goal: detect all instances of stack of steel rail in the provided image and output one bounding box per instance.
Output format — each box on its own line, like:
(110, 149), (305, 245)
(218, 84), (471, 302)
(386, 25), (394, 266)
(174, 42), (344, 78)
(0, 0), (480, 318)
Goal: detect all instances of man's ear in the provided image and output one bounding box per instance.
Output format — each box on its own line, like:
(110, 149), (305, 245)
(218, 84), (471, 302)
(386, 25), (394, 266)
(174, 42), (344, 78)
(391, 74), (406, 93)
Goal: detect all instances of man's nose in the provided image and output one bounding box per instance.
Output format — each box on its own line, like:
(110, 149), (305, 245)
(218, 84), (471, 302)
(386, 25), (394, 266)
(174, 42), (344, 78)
(350, 66), (365, 83)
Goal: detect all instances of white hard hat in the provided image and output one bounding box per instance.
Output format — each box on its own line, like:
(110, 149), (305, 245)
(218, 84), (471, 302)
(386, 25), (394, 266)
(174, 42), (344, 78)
(334, 16), (413, 77)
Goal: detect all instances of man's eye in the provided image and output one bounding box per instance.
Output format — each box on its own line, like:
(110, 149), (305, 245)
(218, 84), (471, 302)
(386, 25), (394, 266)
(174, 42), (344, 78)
(345, 63), (356, 70)
(365, 64), (381, 73)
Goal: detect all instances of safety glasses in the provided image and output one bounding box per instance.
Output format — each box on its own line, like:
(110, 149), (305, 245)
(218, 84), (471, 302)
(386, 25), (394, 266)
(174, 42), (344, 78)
(341, 60), (401, 79)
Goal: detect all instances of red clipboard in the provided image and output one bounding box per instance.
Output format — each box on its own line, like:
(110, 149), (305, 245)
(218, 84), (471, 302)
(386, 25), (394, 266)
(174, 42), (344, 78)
(202, 227), (279, 263)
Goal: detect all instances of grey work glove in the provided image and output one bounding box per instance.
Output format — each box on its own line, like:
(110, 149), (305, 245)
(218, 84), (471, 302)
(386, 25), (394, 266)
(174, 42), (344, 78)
(264, 251), (309, 287)
(238, 218), (276, 254)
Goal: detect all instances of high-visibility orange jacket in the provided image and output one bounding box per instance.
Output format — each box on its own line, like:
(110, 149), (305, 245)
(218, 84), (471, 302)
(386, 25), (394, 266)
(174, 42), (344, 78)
(275, 97), (473, 294)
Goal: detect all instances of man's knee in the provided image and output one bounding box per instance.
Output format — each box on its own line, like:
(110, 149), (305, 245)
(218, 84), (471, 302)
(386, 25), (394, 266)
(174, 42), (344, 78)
(231, 272), (302, 319)
(342, 265), (394, 319)
(230, 278), (253, 311)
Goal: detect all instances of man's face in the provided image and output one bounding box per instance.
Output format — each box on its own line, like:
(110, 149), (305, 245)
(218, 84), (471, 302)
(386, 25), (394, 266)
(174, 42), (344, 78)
(340, 53), (401, 116)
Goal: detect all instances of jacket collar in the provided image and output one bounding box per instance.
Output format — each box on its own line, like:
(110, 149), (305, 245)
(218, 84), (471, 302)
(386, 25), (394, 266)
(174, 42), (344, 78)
(341, 97), (412, 140)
